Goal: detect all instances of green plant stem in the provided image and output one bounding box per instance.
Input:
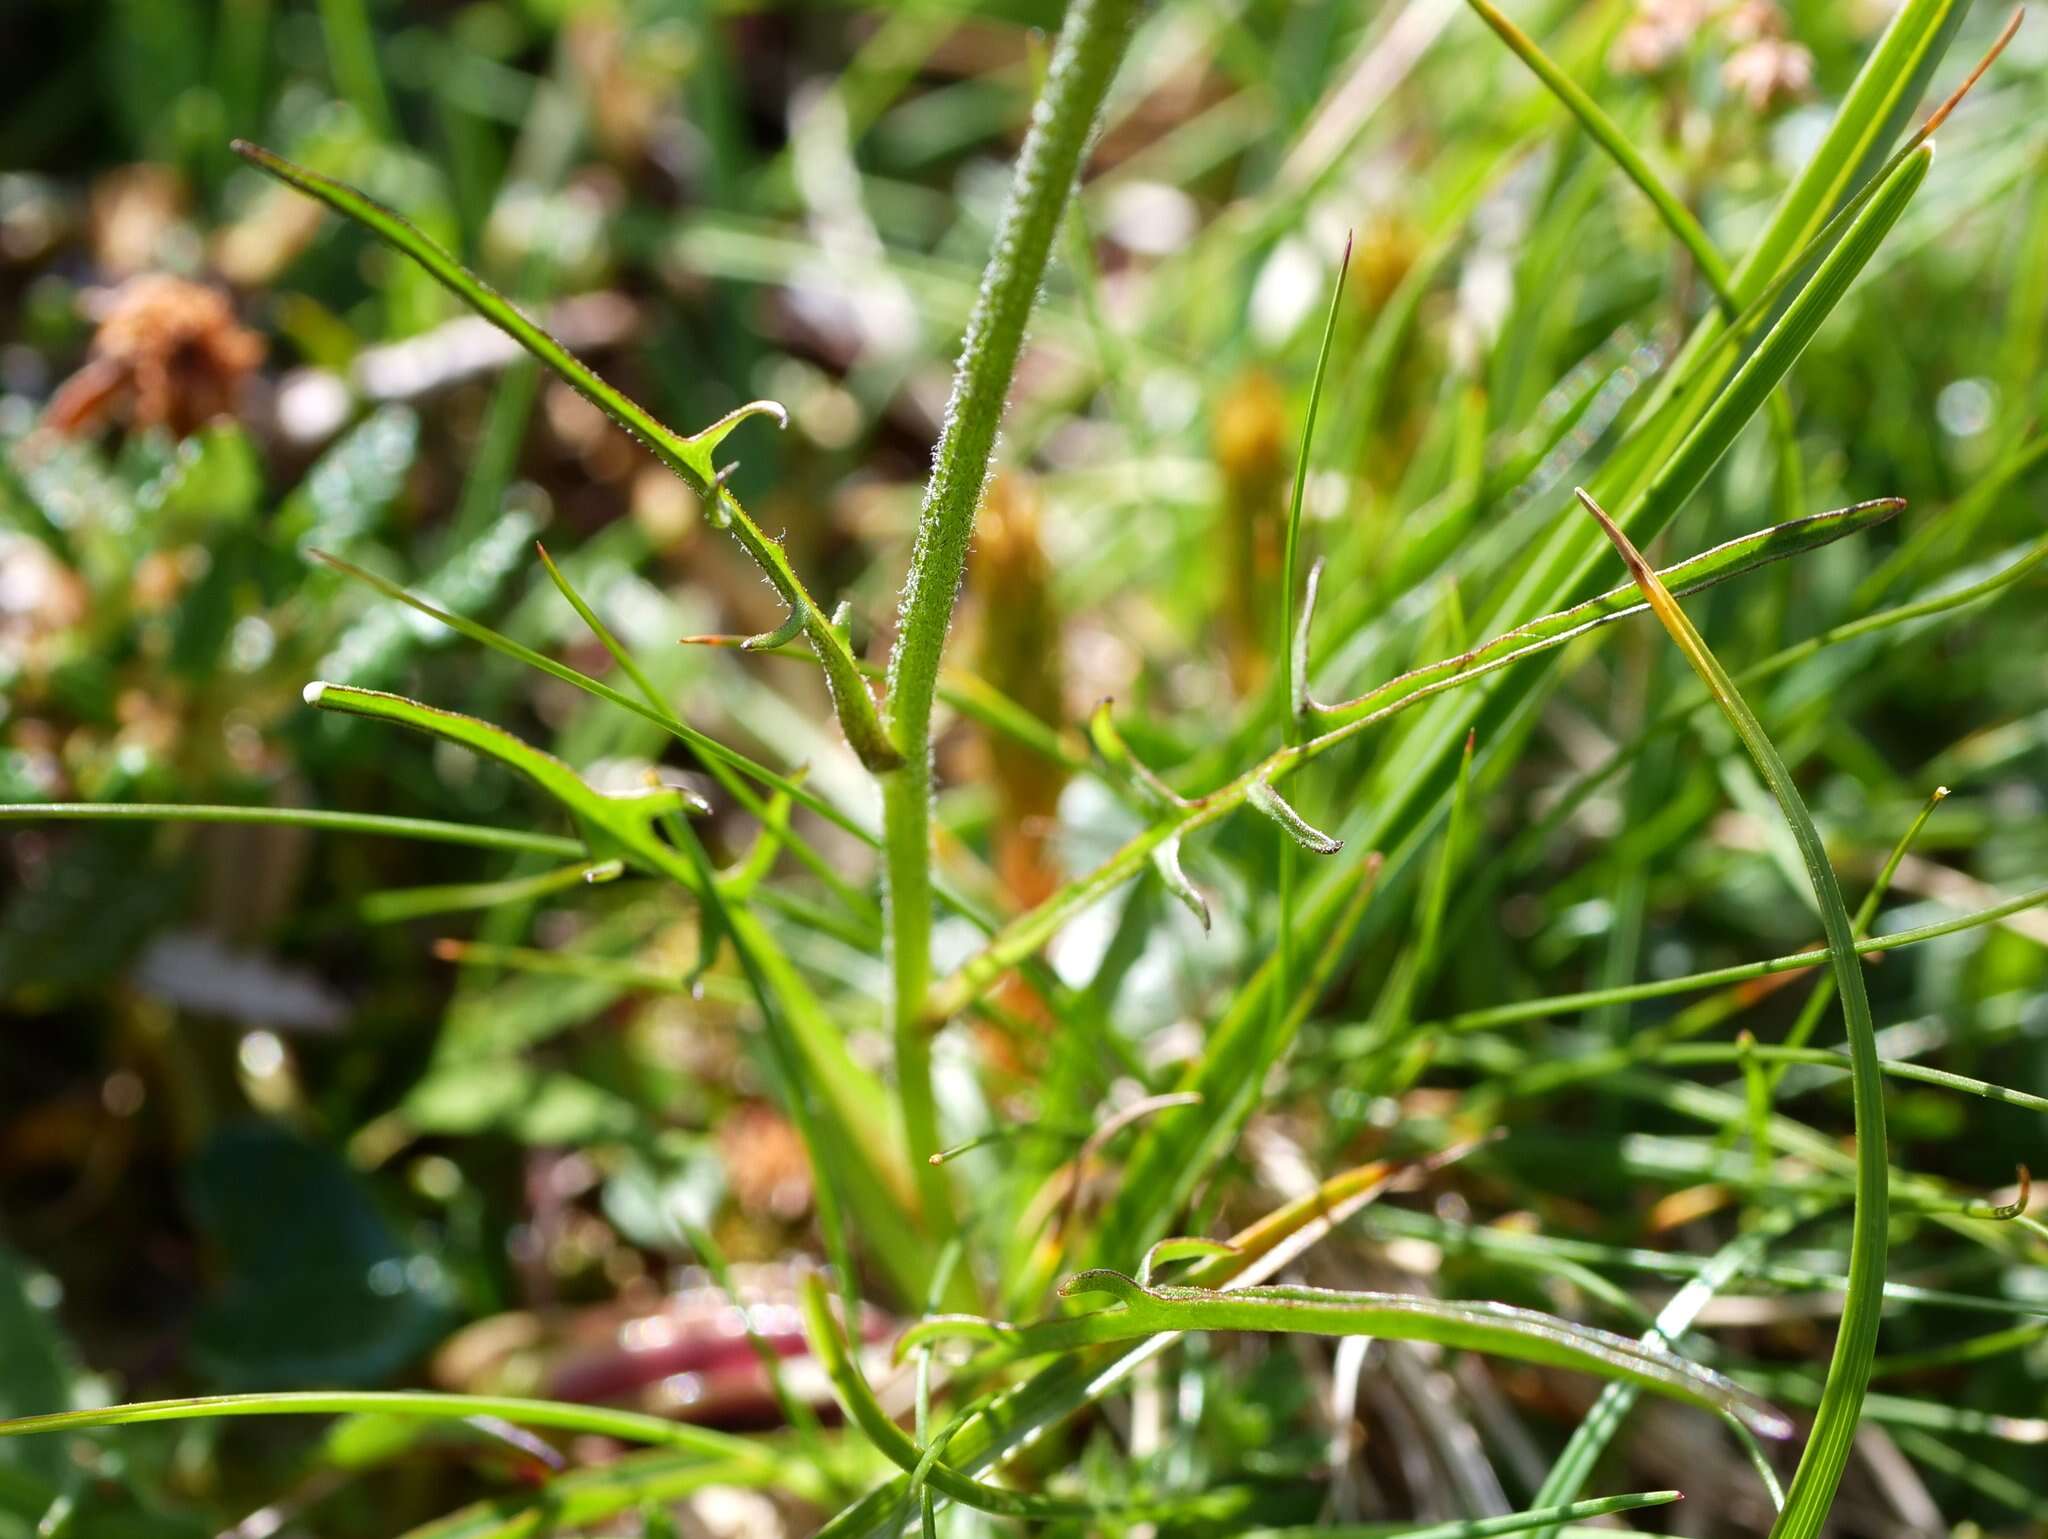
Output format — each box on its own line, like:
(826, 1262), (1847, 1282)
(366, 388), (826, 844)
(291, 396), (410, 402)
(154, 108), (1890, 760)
(876, 0), (1142, 1228)
(903, 1272), (1788, 1436)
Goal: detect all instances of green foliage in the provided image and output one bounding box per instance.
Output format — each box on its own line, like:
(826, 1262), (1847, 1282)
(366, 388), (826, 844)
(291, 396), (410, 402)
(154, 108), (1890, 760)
(4, 0), (2047, 1535)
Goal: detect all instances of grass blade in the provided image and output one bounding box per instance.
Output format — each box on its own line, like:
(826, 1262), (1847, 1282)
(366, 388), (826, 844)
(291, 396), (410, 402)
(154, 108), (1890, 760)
(1242, 1488), (1682, 1539)
(0, 802), (583, 859)
(1578, 490), (1887, 1539)
(905, 1272), (1790, 1438)
(233, 140), (896, 769)
(0, 1391), (784, 1474)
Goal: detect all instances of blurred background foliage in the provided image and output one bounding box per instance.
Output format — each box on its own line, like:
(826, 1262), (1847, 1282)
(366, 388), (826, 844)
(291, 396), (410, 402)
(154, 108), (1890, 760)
(1, 0), (2045, 1536)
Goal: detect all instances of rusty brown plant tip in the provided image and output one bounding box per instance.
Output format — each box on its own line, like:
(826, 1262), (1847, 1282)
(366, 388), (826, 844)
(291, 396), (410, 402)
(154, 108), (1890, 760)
(44, 274), (265, 440)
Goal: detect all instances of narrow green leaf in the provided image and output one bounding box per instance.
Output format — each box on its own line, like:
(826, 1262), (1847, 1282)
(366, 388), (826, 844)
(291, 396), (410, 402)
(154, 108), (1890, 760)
(301, 682), (705, 875)
(0, 802), (583, 859)
(1464, 0), (1734, 305)
(1242, 1488), (1682, 1539)
(903, 1271), (1789, 1438)
(1579, 490), (1886, 1539)
(1313, 498), (1903, 726)
(0, 1391), (770, 1469)
(1411, 881), (2048, 1033)
(235, 139), (897, 769)
(1247, 776), (1343, 855)
(1151, 836), (1210, 930)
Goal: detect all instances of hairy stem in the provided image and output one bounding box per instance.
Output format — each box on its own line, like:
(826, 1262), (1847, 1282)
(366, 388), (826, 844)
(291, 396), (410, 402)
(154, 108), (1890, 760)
(877, 0), (1143, 1228)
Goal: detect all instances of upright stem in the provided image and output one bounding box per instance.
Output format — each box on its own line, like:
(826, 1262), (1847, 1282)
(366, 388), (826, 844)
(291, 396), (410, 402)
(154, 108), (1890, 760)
(879, 0), (1143, 1229)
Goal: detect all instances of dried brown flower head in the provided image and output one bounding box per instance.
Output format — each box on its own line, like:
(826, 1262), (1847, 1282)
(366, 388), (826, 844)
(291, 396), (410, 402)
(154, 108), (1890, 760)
(45, 274), (264, 439)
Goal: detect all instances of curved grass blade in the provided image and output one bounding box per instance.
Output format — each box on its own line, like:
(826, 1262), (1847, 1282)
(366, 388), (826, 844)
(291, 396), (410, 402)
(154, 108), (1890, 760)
(1464, 0), (1734, 307)
(1451, 534), (2048, 950)
(1524, 1200), (1827, 1538)
(233, 140), (896, 769)
(903, 1272), (1788, 1438)
(1578, 490), (1886, 1539)
(1242, 1488), (1682, 1539)
(0, 1391), (781, 1474)
(1312, 498), (1904, 726)
(798, 1273), (1148, 1522)
(0, 802), (584, 859)
(816, 1155), (1432, 1539)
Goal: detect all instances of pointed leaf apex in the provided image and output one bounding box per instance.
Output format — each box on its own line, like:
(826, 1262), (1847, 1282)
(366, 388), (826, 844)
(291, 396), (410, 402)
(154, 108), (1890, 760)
(1152, 837), (1211, 930)
(690, 399), (790, 457)
(1247, 778), (1342, 854)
